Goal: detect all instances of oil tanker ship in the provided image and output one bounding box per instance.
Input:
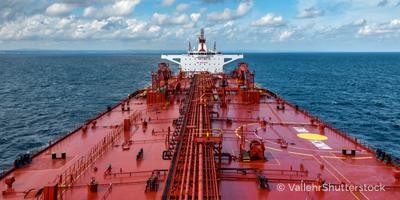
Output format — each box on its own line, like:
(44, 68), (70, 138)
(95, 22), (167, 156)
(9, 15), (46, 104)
(1, 29), (400, 200)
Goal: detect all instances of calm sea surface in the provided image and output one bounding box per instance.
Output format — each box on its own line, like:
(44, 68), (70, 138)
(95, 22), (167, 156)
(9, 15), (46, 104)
(1, 52), (399, 171)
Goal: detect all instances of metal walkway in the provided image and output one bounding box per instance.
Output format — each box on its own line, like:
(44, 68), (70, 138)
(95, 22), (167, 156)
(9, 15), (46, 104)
(163, 74), (220, 200)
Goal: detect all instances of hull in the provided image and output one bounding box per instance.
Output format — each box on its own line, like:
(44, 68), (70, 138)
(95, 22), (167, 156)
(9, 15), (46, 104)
(1, 63), (399, 200)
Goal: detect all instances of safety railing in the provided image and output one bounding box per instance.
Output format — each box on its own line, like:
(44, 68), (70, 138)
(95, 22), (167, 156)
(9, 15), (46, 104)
(54, 111), (142, 199)
(0, 90), (146, 180)
(53, 110), (142, 199)
(259, 88), (400, 166)
(55, 125), (123, 199)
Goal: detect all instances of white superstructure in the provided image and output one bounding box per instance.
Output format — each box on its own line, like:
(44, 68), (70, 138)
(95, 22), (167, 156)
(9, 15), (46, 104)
(161, 29), (243, 73)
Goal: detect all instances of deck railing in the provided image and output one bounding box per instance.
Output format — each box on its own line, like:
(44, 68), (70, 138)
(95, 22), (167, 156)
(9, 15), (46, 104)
(54, 110), (142, 199)
(55, 125), (123, 199)
(260, 88), (400, 166)
(0, 90), (146, 180)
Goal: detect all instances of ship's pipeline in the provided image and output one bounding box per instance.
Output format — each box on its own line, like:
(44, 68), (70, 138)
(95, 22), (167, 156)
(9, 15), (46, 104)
(162, 76), (197, 200)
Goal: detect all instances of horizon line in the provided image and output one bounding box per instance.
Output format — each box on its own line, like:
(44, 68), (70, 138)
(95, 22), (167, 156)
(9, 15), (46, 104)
(1, 49), (400, 53)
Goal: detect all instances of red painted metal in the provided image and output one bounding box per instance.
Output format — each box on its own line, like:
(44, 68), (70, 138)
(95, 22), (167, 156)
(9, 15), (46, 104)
(1, 63), (399, 200)
(123, 119), (131, 145)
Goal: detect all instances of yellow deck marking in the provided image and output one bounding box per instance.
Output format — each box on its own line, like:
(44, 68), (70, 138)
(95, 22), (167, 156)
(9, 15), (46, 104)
(351, 156), (373, 160)
(321, 155), (346, 159)
(321, 155), (373, 160)
(297, 133), (328, 141)
(232, 122), (368, 200)
(263, 138), (339, 153)
(288, 151), (313, 157)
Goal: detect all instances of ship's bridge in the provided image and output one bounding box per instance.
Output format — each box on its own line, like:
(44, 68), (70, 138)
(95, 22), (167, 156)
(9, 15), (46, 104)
(161, 29), (243, 73)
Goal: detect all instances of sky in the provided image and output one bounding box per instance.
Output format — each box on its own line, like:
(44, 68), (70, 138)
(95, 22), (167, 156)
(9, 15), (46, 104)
(0, 0), (400, 51)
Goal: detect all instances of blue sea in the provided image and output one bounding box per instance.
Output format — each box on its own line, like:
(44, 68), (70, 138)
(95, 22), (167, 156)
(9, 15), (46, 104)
(1, 52), (400, 171)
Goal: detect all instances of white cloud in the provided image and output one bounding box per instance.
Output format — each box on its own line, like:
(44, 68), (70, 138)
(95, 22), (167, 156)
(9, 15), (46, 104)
(0, 14), (160, 41)
(297, 7), (324, 19)
(176, 3), (190, 12)
(46, 3), (74, 16)
(175, 29), (184, 37)
(83, 0), (141, 18)
(389, 19), (400, 27)
(151, 12), (200, 29)
(207, 0), (253, 22)
(278, 30), (293, 41)
(1, 0), (400, 50)
(170, 14), (190, 24)
(148, 25), (161, 33)
(0, 15), (68, 40)
(251, 13), (284, 27)
(162, 0), (175, 7)
(104, 0), (141, 16)
(236, 0), (252, 16)
(352, 19), (367, 26)
(83, 7), (96, 17)
(358, 19), (400, 36)
(358, 26), (389, 35)
(152, 13), (168, 25)
(151, 12), (190, 25)
(190, 13), (201, 23)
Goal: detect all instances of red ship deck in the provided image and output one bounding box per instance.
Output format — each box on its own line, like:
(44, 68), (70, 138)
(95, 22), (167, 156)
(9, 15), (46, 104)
(1, 63), (400, 200)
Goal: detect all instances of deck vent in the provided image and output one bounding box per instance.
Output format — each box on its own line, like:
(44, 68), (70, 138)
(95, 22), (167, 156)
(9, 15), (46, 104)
(137, 148), (144, 161)
(51, 152), (66, 160)
(342, 149), (356, 156)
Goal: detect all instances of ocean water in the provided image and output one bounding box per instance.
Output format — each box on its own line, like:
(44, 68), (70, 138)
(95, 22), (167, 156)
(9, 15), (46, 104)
(1, 52), (399, 171)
